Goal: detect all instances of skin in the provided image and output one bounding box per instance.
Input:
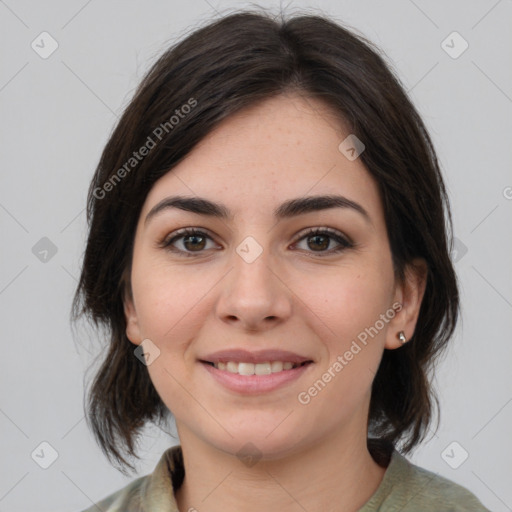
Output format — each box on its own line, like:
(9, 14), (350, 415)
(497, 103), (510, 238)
(124, 92), (427, 512)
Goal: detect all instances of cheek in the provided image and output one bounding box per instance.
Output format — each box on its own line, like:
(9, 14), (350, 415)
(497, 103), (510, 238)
(293, 270), (394, 421)
(131, 253), (214, 342)
(293, 265), (394, 406)
(298, 264), (394, 347)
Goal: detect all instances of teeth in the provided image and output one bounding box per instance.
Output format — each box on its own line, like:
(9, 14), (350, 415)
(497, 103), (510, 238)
(271, 361), (283, 372)
(212, 361), (303, 375)
(226, 361), (238, 373)
(238, 362), (255, 376)
(255, 362), (272, 375)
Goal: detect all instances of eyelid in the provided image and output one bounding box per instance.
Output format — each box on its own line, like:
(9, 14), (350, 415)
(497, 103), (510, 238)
(293, 226), (353, 246)
(158, 227), (219, 251)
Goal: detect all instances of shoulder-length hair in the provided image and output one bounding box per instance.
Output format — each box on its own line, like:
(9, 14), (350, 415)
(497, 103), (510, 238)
(73, 8), (459, 474)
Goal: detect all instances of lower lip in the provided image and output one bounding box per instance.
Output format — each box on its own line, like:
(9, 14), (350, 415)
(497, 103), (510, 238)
(200, 362), (312, 394)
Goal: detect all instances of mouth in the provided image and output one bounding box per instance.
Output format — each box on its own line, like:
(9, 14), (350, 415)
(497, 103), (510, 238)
(200, 360), (311, 375)
(198, 349), (314, 394)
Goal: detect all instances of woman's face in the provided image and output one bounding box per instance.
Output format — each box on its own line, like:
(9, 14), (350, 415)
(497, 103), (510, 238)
(124, 93), (424, 459)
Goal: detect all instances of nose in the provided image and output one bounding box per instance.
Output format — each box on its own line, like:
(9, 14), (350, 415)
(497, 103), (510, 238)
(215, 243), (292, 332)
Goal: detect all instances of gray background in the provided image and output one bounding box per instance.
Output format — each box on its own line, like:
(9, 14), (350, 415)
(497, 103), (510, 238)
(1, 1), (511, 511)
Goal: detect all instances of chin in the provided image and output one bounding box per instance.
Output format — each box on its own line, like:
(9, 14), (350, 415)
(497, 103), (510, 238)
(203, 419), (312, 462)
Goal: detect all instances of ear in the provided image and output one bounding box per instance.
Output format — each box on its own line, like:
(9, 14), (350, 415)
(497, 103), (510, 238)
(123, 285), (143, 346)
(385, 258), (428, 350)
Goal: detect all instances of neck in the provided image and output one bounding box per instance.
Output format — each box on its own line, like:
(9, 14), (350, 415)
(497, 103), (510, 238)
(174, 429), (387, 512)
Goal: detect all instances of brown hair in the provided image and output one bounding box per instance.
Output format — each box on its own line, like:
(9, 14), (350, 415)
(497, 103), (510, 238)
(73, 8), (459, 474)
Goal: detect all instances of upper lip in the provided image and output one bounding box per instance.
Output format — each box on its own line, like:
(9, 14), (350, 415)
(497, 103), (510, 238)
(200, 349), (313, 364)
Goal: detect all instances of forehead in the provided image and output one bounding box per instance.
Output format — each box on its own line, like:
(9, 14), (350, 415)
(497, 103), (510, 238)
(140, 93), (382, 222)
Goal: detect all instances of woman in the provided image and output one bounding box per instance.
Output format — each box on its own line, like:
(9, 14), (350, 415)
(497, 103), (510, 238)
(74, 9), (490, 512)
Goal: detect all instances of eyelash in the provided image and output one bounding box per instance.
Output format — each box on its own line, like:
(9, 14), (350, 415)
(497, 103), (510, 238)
(159, 227), (354, 258)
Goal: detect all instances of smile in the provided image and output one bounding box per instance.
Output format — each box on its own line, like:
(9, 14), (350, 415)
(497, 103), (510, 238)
(200, 360), (313, 394)
(206, 360), (309, 375)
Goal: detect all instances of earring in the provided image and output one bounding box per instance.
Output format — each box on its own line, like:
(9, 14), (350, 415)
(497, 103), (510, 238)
(398, 331), (407, 345)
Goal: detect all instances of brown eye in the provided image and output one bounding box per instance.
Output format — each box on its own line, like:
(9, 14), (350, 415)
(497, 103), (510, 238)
(294, 228), (353, 256)
(161, 229), (217, 256)
(181, 233), (207, 251)
(307, 233), (330, 251)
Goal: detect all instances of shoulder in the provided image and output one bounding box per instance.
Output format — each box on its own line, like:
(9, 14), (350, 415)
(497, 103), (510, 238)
(375, 450), (491, 511)
(79, 475), (149, 512)
(403, 464), (489, 511)
(78, 445), (182, 512)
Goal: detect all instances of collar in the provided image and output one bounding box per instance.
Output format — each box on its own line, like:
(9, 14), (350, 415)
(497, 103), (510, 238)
(138, 443), (400, 511)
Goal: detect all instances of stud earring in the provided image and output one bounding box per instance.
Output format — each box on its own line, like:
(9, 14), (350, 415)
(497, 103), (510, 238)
(398, 331), (407, 345)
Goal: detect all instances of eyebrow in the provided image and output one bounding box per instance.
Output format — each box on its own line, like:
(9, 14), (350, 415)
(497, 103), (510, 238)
(144, 194), (371, 226)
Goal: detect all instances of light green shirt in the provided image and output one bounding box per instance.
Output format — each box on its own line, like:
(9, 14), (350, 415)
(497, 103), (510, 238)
(81, 445), (491, 511)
